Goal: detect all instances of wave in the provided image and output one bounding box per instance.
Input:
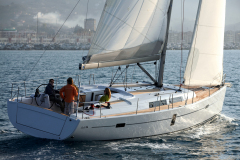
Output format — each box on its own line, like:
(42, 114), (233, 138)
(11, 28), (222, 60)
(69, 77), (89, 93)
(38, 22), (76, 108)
(106, 141), (178, 151)
(219, 113), (238, 123)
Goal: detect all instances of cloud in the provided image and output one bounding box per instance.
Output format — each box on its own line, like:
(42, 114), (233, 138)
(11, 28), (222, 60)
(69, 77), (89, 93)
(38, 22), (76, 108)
(34, 12), (60, 25)
(33, 12), (86, 28)
(32, 0), (105, 28)
(32, 0), (239, 31)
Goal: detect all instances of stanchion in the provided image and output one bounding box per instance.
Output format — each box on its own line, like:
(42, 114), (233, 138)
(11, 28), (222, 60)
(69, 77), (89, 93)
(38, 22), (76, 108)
(136, 99), (139, 114)
(159, 96), (161, 111)
(24, 81), (26, 97)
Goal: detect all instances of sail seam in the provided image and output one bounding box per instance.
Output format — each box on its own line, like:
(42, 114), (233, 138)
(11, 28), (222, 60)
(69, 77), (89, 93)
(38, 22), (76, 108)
(86, 0), (170, 68)
(90, 39), (162, 53)
(141, 0), (160, 46)
(89, 1), (141, 54)
(148, 0), (166, 13)
(90, 55), (160, 63)
(89, 55), (160, 64)
(122, 0), (149, 49)
(108, 1), (153, 45)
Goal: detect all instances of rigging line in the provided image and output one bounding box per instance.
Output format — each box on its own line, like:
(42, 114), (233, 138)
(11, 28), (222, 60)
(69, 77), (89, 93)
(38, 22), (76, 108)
(85, 0), (89, 24)
(111, 67), (114, 83)
(24, 0), (82, 82)
(131, 64), (136, 83)
(180, 0), (185, 89)
(121, 70), (126, 90)
(111, 67), (128, 85)
(109, 66), (120, 87)
(120, 66), (129, 91)
(81, 0), (89, 61)
(155, 60), (157, 80)
(123, 65), (129, 91)
(126, 65), (128, 89)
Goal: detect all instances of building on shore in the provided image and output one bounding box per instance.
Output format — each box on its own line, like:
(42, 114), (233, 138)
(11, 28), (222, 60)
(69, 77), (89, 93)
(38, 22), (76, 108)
(84, 18), (96, 31)
(0, 28), (17, 38)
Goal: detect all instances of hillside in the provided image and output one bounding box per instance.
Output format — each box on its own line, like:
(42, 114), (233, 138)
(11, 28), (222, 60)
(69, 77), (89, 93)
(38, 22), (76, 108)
(0, 0), (104, 30)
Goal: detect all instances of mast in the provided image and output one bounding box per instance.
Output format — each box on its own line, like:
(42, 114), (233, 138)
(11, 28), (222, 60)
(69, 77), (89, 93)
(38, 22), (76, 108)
(157, 0), (173, 87)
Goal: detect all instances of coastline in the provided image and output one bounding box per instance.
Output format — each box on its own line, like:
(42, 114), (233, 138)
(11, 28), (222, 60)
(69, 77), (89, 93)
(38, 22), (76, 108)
(0, 43), (239, 50)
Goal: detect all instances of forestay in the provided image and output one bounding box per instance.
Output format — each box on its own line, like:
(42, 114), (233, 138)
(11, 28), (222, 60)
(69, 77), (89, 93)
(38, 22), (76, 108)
(184, 0), (226, 86)
(80, 0), (170, 70)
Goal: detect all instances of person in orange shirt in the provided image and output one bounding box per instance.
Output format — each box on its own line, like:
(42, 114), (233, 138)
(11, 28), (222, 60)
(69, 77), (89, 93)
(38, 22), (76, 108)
(71, 79), (79, 101)
(60, 77), (78, 115)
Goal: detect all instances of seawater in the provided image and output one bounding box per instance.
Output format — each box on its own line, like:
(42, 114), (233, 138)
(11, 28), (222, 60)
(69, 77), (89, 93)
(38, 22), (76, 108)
(0, 50), (239, 159)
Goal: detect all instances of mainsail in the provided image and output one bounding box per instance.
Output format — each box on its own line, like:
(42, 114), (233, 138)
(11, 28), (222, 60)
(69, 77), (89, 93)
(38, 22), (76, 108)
(80, 0), (170, 70)
(184, 0), (226, 86)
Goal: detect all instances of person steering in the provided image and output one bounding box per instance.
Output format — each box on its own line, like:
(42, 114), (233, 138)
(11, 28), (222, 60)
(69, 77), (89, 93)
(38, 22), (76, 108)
(45, 79), (64, 112)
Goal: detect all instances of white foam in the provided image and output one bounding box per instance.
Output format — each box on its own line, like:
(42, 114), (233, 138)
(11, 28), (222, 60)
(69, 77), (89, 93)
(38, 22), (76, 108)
(182, 113), (239, 139)
(220, 113), (237, 123)
(0, 130), (6, 133)
(106, 142), (176, 151)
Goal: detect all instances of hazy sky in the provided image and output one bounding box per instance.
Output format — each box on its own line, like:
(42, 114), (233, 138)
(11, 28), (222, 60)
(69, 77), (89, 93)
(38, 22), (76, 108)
(31, 0), (240, 31)
(70, 0), (240, 31)
(171, 0), (240, 31)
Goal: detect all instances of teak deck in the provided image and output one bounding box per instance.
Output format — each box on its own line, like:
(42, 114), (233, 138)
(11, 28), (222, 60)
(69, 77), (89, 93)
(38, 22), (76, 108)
(23, 85), (220, 118)
(88, 86), (220, 119)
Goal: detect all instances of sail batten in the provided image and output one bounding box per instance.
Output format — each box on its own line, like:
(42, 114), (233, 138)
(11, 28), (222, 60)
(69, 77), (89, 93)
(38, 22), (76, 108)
(184, 0), (226, 86)
(81, 0), (170, 70)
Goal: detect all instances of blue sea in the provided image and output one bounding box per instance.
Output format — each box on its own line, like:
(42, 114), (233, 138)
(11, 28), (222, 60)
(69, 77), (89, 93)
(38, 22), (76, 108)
(0, 50), (239, 159)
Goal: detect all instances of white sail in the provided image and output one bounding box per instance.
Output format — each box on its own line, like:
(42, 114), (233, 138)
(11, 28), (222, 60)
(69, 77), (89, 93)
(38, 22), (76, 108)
(184, 0), (226, 86)
(81, 0), (170, 70)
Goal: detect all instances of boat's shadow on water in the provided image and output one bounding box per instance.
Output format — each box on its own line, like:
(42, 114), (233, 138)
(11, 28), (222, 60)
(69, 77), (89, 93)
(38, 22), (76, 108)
(0, 136), (51, 154)
(0, 134), (114, 158)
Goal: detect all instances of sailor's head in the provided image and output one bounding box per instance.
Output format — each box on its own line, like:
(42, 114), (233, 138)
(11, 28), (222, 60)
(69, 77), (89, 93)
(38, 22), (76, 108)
(67, 77), (73, 85)
(104, 88), (111, 97)
(49, 79), (54, 85)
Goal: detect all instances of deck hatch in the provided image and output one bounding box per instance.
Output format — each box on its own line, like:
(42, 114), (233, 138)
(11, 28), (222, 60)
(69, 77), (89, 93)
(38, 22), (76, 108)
(149, 100), (167, 108)
(116, 123), (125, 128)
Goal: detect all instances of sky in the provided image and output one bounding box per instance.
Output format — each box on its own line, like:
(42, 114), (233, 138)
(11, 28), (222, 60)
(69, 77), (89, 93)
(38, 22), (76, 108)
(58, 0), (240, 31)
(21, 0), (240, 32)
(171, 0), (240, 31)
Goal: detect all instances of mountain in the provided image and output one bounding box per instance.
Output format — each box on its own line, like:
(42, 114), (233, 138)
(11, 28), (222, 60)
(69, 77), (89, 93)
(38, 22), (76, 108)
(0, 0), (104, 29)
(0, 0), (239, 32)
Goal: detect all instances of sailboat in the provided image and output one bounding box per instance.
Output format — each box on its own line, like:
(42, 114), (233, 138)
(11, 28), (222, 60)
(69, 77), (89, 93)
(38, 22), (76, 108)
(7, 0), (229, 141)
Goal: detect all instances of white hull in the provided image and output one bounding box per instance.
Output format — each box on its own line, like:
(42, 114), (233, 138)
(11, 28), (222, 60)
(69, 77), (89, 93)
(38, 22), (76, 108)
(7, 85), (226, 141)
